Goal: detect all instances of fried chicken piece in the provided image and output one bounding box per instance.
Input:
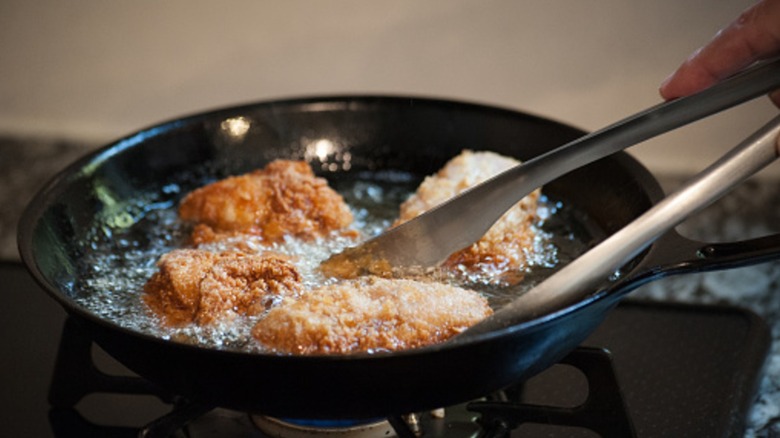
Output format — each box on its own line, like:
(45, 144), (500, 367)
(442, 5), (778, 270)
(394, 150), (540, 283)
(252, 276), (492, 354)
(179, 160), (353, 244)
(143, 249), (302, 326)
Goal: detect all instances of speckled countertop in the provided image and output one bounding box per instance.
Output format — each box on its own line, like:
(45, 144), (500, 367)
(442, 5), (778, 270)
(2, 135), (780, 436)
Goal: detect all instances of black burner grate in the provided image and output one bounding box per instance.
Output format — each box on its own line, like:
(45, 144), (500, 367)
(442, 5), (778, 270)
(470, 348), (634, 437)
(49, 318), (637, 437)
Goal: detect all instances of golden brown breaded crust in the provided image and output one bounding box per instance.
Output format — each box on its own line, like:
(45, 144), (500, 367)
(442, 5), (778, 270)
(143, 249), (302, 326)
(195, 253), (302, 325)
(179, 160), (353, 244)
(252, 276), (492, 354)
(143, 249), (218, 326)
(394, 150), (540, 283)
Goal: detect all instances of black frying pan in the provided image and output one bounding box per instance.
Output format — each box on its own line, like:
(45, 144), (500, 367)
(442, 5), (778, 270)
(18, 95), (780, 419)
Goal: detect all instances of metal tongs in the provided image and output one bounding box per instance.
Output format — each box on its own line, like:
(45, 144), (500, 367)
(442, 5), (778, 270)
(459, 113), (780, 340)
(324, 58), (780, 273)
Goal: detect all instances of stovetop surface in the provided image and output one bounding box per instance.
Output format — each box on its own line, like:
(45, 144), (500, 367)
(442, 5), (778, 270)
(0, 261), (770, 437)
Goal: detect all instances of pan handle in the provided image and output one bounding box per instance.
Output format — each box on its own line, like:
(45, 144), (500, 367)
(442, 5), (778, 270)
(619, 229), (780, 289)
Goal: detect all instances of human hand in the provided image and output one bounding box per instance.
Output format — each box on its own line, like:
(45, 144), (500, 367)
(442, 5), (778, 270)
(659, 0), (780, 107)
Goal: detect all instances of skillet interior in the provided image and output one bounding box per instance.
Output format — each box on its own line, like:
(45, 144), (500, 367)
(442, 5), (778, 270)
(19, 95), (662, 417)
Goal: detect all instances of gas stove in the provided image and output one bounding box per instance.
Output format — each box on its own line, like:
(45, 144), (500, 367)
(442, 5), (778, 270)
(0, 261), (768, 437)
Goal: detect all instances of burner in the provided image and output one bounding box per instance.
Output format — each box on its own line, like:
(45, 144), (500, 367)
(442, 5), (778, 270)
(252, 416), (394, 438)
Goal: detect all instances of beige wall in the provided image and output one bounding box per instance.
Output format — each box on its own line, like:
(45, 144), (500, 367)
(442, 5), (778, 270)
(2, 0), (777, 177)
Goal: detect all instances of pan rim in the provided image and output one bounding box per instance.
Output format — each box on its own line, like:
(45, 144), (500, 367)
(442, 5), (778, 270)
(16, 93), (661, 361)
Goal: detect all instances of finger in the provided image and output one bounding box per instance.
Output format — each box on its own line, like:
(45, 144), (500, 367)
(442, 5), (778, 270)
(660, 0), (780, 100)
